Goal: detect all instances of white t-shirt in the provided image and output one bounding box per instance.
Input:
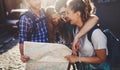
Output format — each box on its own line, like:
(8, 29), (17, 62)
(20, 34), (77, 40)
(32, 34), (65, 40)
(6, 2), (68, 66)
(75, 27), (108, 57)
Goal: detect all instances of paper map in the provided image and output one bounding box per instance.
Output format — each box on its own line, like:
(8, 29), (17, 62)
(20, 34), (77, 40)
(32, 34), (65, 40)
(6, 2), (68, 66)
(24, 41), (72, 70)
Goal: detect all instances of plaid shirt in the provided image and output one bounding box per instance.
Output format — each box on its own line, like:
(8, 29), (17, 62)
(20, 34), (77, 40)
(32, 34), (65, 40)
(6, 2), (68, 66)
(19, 10), (48, 44)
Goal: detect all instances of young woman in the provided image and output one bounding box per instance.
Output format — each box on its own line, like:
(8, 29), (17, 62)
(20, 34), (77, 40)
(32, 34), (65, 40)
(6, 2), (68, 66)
(46, 6), (72, 47)
(65, 0), (110, 70)
(55, 0), (99, 54)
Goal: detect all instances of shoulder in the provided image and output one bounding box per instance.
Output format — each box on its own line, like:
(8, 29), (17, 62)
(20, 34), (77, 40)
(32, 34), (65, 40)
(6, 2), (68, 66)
(19, 11), (33, 22)
(91, 29), (107, 49)
(19, 12), (30, 20)
(92, 29), (106, 38)
(19, 12), (31, 25)
(91, 29), (107, 41)
(20, 15), (27, 20)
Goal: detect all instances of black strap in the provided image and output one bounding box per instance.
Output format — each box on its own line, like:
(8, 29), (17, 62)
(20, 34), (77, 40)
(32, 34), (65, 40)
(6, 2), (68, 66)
(25, 10), (46, 32)
(103, 29), (119, 58)
(92, 0), (119, 3)
(23, 9), (46, 41)
(24, 11), (36, 41)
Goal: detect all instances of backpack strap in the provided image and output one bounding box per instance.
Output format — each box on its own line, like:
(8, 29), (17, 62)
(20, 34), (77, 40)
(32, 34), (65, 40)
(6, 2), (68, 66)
(24, 11), (37, 34)
(22, 11), (37, 41)
(103, 29), (119, 42)
(20, 8), (46, 41)
(87, 25), (99, 42)
(103, 29), (119, 59)
(24, 8), (46, 24)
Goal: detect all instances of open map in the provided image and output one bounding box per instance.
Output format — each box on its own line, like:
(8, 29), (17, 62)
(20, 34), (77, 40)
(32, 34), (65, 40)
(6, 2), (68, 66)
(24, 41), (72, 70)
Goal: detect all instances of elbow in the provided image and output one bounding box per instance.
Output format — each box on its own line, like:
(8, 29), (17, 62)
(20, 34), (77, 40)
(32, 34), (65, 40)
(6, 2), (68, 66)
(97, 56), (106, 63)
(93, 15), (99, 23)
(91, 15), (99, 23)
(100, 58), (106, 63)
(95, 16), (99, 23)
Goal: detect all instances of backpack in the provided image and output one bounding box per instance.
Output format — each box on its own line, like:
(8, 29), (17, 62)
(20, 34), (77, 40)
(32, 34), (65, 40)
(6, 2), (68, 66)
(16, 9), (46, 41)
(87, 26), (120, 67)
(92, 0), (119, 3)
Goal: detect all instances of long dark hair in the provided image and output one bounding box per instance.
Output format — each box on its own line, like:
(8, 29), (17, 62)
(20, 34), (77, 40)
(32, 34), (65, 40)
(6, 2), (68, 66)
(45, 6), (72, 43)
(68, 0), (94, 23)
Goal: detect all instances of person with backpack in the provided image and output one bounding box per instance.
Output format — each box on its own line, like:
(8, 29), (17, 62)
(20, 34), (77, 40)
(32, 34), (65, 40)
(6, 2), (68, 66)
(19, 0), (49, 63)
(55, 0), (99, 55)
(65, 0), (110, 70)
(55, 0), (99, 69)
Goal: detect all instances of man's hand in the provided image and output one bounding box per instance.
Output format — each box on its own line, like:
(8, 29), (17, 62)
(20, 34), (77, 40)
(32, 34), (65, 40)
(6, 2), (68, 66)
(21, 55), (30, 63)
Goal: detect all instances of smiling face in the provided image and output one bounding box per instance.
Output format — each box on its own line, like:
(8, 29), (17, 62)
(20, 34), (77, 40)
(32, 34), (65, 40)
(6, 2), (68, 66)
(67, 0), (92, 24)
(66, 6), (80, 25)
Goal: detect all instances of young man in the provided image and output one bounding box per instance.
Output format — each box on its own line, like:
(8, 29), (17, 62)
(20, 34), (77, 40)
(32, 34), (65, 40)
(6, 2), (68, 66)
(19, 0), (48, 63)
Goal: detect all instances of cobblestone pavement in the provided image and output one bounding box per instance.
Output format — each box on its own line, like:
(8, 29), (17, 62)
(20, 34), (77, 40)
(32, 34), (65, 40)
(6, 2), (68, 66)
(0, 39), (25, 70)
(0, 39), (120, 70)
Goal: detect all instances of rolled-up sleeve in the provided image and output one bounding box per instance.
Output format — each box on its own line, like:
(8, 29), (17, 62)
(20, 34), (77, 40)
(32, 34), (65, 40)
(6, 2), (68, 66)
(19, 15), (28, 44)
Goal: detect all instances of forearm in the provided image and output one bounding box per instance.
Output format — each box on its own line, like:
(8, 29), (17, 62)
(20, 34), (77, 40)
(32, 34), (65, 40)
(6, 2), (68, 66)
(65, 52), (106, 64)
(76, 15), (99, 38)
(78, 49), (106, 64)
(19, 43), (30, 62)
(19, 44), (24, 55)
(79, 56), (106, 64)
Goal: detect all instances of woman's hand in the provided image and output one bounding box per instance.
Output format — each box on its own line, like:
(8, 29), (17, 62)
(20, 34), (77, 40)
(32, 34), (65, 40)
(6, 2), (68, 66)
(21, 55), (30, 63)
(65, 55), (79, 63)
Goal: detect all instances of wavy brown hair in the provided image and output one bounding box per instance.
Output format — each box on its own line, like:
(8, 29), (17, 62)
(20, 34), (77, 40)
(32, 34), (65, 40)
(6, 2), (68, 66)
(67, 0), (94, 23)
(45, 6), (72, 44)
